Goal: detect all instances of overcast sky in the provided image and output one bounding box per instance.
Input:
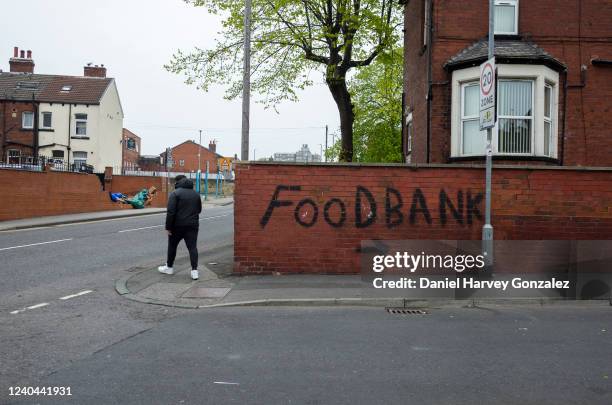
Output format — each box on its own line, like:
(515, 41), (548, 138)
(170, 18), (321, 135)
(1, 0), (340, 158)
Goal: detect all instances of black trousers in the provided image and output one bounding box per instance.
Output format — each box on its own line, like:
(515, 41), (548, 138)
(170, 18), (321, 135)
(167, 226), (199, 269)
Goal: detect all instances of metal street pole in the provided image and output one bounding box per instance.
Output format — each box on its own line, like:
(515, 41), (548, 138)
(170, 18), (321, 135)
(324, 125), (328, 162)
(198, 129), (202, 172)
(196, 129), (202, 193)
(241, 0), (252, 161)
(482, 0), (495, 266)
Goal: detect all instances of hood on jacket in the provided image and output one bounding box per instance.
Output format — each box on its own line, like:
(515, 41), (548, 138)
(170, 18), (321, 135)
(175, 178), (194, 189)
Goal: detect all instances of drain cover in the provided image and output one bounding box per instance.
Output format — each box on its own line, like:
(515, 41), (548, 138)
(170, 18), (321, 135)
(386, 308), (427, 315)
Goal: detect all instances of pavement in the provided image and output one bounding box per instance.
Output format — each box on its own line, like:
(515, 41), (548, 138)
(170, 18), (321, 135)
(116, 250), (612, 309)
(0, 195), (233, 231)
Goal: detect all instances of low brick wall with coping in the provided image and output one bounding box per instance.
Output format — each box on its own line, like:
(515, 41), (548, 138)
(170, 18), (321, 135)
(0, 167), (168, 221)
(234, 162), (612, 274)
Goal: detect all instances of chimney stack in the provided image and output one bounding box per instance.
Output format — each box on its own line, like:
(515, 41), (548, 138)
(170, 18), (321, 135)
(9, 46), (35, 73)
(209, 140), (217, 153)
(84, 63), (107, 78)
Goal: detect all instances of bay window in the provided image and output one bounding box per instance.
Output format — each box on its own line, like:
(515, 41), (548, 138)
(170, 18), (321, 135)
(451, 64), (558, 159)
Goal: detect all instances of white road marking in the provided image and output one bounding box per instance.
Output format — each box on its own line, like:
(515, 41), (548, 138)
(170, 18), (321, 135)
(59, 290), (94, 300)
(53, 213), (166, 227)
(0, 238), (73, 251)
(118, 225), (163, 233)
(213, 382), (240, 385)
(200, 214), (232, 221)
(27, 302), (49, 310)
(10, 302), (49, 314)
(117, 214), (231, 233)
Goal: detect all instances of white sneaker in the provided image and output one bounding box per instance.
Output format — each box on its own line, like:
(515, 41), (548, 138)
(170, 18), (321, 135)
(191, 270), (199, 280)
(158, 264), (174, 275)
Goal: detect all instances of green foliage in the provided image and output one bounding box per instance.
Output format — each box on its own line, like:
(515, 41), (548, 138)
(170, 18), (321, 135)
(166, 0), (401, 106)
(349, 47), (403, 162)
(166, 1), (402, 161)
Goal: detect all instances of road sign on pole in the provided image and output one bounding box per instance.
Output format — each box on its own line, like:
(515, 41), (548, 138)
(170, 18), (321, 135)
(479, 57), (496, 130)
(482, 0), (495, 268)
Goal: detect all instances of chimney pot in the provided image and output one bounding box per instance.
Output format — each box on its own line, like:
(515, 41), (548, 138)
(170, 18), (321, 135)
(10, 47), (35, 73)
(83, 64), (107, 78)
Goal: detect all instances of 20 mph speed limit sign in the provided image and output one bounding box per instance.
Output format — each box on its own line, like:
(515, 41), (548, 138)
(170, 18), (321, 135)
(479, 57), (496, 130)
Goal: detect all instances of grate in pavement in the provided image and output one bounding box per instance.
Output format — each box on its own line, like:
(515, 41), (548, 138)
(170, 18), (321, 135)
(386, 307), (427, 315)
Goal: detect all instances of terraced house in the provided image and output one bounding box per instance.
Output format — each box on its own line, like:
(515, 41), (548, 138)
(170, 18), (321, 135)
(0, 46), (124, 172)
(401, 0), (612, 166)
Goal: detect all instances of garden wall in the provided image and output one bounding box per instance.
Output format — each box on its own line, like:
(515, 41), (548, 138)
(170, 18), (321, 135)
(234, 163), (612, 274)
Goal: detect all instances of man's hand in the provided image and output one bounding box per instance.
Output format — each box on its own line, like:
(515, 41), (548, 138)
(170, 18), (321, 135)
(166, 230), (172, 236)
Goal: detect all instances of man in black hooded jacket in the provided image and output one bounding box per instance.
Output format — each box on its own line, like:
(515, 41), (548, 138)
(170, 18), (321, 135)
(158, 175), (202, 280)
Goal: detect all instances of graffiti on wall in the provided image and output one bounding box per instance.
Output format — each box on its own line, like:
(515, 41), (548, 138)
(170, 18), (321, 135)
(260, 185), (483, 229)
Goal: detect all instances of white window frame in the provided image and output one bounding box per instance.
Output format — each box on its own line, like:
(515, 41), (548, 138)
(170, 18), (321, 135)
(496, 79), (534, 155)
(41, 111), (52, 129)
(405, 112), (413, 163)
(544, 83), (554, 157)
(179, 159), (185, 167)
(22, 111), (34, 129)
(451, 64), (559, 159)
(74, 113), (88, 137)
(72, 151), (88, 168)
(7, 149), (20, 164)
(494, 0), (519, 36)
(460, 83), (483, 156)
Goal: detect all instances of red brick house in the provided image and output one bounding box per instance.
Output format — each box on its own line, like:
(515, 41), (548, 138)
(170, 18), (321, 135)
(122, 128), (141, 171)
(160, 140), (222, 173)
(401, 0), (612, 166)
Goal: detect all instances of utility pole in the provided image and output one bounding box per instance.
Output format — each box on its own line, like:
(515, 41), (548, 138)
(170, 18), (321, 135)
(241, 0), (252, 161)
(198, 129), (202, 173)
(324, 125), (328, 162)
(482, 0), (495, 266)
(197, 129), (203, 194)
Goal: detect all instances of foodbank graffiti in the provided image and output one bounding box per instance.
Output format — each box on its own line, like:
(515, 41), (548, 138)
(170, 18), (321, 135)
(260, 185), (483, 229)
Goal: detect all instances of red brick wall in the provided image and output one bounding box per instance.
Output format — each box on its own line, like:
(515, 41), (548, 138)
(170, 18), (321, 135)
(1, 101), (36, 159)
(234, 163), (612, 274)
(404, 0), (612, 166)
(0, 169), (167, 221)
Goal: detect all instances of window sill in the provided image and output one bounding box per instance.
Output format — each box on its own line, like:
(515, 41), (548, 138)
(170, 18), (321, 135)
(39, 128), (54, 132)
(71, 136), (90, 140)
(20, 127), (34, 131)
(448, 155), (560, 164)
